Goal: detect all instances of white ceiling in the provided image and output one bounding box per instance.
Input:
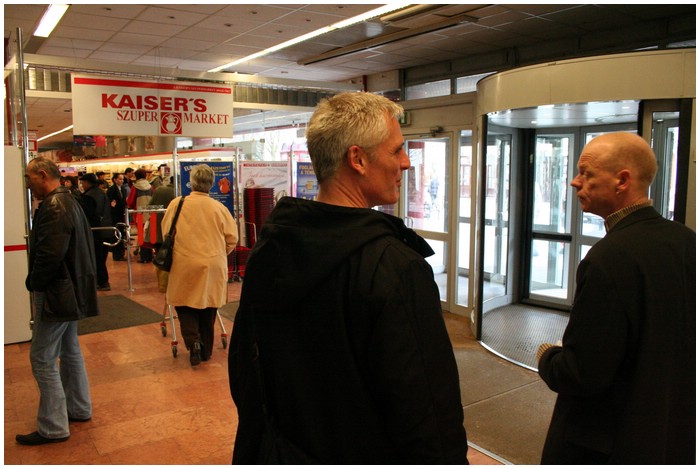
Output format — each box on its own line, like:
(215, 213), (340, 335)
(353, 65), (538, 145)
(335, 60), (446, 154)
(4, 3), (696, 150)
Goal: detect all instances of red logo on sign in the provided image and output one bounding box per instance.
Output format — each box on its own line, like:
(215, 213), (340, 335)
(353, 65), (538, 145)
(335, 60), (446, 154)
(161, 113), (182, 134)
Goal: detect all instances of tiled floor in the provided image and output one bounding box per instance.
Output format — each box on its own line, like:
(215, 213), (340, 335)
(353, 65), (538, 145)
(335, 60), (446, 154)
(4, 255), (501, 465)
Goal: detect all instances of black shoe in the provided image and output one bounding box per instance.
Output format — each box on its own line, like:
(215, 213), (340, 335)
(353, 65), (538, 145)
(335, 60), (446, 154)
(16, 431), (69, 446)
(68, 415), (91, 423)
(190, 342), (202, 366)
(97, 284), (111, 291)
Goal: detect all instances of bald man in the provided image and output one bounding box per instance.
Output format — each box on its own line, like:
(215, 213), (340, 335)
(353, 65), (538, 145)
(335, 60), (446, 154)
(537, 133), (695, 464)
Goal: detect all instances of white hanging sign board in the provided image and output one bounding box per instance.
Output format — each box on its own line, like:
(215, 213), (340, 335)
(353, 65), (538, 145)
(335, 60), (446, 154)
(71, 74), (233, 138)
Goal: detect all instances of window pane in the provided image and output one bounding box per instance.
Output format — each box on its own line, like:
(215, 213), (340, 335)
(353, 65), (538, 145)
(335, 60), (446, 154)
(405, 139), (449, 232)
(533, 135), (572, 234)
(405, 79), (450, 100)
(456, 72), (494, 93)
(530, 240), (570, 300)
(582, 213), (605, 238)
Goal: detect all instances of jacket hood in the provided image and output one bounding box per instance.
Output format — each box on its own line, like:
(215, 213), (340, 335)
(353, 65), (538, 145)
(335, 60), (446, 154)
(134, 179), (151, 191)
(246, 197), (433, 305)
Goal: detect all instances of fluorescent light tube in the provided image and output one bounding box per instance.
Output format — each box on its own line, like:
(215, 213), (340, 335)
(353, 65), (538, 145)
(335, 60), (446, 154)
(208, 3), (412, 73)
(37, 125), (73, 141)
(34, 4), (69, 38)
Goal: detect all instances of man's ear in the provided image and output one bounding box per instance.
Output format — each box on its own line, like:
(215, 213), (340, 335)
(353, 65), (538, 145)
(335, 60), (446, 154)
(616, 169), (631, 192)
(347, 145), (366, 176)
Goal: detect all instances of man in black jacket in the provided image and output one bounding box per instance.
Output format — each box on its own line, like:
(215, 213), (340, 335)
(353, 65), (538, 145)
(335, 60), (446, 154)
(537, 133), (695, 464)
(229, 92), (468, 464)
(106, 172), (128, 261)
(79, 173), (113, 290)
(18, 157), (99, 445)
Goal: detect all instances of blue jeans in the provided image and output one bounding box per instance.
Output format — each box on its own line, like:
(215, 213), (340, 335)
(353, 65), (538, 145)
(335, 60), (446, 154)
(29, 293), (92, 438)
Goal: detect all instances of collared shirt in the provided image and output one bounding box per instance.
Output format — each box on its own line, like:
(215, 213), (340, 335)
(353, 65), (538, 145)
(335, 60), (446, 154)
(604, 200), (654, 232)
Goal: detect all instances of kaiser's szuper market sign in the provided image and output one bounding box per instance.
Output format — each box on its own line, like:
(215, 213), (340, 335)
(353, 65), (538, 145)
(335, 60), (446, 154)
(71, 74), (233, 138)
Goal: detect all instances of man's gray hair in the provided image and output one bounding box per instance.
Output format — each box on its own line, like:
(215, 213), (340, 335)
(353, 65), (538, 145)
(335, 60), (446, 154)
(28, 156), (61, 179)
(190, 164), (215, 193)
(306, 92), (403, 183)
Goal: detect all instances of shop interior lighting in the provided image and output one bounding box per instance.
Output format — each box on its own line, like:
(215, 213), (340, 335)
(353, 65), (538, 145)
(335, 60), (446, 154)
(33, 4), (69, 38)
(208, 3), (413, 73)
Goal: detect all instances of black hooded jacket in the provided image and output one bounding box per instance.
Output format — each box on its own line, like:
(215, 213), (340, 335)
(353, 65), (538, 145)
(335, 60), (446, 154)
(229, 197), (467, 464)
(27, 186), (99, 322)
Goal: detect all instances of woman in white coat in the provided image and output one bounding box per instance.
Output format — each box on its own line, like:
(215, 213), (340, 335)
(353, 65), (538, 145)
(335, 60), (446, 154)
(162, 164), (238, 366)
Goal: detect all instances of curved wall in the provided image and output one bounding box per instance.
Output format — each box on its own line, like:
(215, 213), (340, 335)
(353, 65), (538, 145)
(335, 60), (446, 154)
(477, 49), (695, 115)
(476, 48), (696, 231)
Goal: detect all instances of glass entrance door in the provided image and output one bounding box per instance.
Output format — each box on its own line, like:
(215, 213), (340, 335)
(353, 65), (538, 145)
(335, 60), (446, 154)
(527, 129), (633, 308)
(456, 130), (473, 309)
(483, 132), (511, 303)
(402, 137), (450, 302)
(528, 133), (576, 306)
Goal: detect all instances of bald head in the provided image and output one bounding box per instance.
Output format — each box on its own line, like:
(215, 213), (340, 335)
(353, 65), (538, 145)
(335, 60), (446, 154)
(586, 132), (658, 191)
(571, 132), (657, 218)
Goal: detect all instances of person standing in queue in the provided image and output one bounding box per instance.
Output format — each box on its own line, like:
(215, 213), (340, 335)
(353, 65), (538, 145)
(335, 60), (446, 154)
(107, 172), (128, 261)
(537, 132), (695, 464)
(78, 173), (113, 291)
(126, 169), (154, 263)
(162, 164), (238, 366)
(148, 175), (176, 293)
(17, 157), (98, 445)
(229, 92), (468, 464)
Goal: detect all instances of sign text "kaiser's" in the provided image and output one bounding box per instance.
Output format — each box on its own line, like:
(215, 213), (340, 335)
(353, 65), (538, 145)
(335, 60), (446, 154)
(71, 75), (233, 138)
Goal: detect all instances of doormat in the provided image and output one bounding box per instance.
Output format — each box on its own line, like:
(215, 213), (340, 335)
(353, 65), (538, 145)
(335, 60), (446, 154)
(78, 295), (162, 335)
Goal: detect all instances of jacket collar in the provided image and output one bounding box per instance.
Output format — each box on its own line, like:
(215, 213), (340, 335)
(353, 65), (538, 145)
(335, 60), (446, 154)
(607, 205), (661, 234)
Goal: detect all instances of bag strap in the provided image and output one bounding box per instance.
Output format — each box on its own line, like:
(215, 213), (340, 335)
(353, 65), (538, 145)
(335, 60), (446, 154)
(168, 196), (186, 236)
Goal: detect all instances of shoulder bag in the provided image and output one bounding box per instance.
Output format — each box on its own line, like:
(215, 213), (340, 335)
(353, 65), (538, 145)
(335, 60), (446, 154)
(153, 196), (185, 272)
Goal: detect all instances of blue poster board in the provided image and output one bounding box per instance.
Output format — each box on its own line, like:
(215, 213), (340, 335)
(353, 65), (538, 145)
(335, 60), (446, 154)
(296, 162), (318, 200)
(179, 161), (235, 216)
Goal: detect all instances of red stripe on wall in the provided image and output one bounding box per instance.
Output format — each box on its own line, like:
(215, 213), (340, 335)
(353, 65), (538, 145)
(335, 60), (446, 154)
(4, 244), (27, 252)
(73, 77), (232, 94)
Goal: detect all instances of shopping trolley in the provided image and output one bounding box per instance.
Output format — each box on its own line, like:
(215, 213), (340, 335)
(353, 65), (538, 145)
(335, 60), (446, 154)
(159, 303), (229, 358)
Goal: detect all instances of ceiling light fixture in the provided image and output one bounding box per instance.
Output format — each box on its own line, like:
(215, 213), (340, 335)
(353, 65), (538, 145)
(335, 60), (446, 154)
(33, 4), (69, 38)
(208, 3), (412, 73)
(37, 125), (73, 141)
(298, 13), (477, 66)
(379, 4), (447, 24)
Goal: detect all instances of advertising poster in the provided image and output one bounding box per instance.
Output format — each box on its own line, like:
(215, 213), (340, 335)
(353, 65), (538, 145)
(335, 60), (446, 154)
(72, 74), (233, 138)
(295, 162), (319, 200)
(179, 161), (235, 216)
(239, 161), (291, 201)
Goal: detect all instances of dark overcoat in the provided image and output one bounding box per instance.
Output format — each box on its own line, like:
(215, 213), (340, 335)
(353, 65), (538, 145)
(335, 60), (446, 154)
(229, 197), (468, 464)
(538, 206), (695, 464)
